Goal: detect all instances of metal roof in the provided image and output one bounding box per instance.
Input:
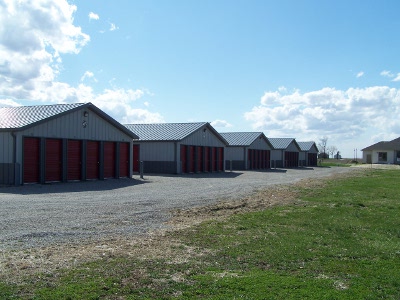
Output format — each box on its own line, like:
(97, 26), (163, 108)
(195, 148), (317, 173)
(362, 137), (400, 151)
(297, 141), (318, 152)
(125, 122), (209, 141)
(0, 103), (85, 129)
(0, 102), (138, 139)
(268, 137), (297, 150)
(220, 132), (266, 146)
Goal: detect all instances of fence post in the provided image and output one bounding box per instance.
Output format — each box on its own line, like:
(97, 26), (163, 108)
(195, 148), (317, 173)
(140, 161), (144, 179)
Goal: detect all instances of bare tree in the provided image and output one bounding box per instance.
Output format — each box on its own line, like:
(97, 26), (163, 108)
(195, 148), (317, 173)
(318, 136), (328, 158)
(327, 145), (338, 158)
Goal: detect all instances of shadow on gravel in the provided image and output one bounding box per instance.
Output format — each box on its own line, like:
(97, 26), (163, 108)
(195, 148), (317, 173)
(0, 178), (146, 195)
(136, 171), (244, 179)
(264, 169), (288, 173)
(295, 167), (315, 171)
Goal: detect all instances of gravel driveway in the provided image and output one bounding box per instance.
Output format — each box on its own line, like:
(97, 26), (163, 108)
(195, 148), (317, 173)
(0, 167), (355, 250)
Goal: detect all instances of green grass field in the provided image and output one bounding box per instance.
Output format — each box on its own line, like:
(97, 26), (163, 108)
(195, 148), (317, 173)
(1, 169), (399, 299)
(318, 158), (354, 167)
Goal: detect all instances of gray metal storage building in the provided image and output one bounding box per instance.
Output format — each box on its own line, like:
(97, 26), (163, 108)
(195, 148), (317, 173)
(220, 132), (272, 170)
(297, 141), (319, 166)
(124, 122), (228, 174)
(268, 138), (301, 168)
(0, 102), (137, 185)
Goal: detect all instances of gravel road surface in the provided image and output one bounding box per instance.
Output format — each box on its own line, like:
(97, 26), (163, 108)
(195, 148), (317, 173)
(0, 167), (355, 250)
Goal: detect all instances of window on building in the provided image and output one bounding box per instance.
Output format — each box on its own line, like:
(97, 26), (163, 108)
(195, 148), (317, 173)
(378, 152), (387, 162)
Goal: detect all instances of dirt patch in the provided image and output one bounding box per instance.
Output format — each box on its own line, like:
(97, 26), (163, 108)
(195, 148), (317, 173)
(352, 163), (400, 169)
(0, 170), (364, 284)
(169, 184), (301, 230)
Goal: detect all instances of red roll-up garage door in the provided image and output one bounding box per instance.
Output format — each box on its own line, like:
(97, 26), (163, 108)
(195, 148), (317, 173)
(23, 137), (40, 183)
(285, 151), (299, 168)
(248, 149), (253, 170)
(308, 153), (317, 166)
(119, 142), (129, 178)
(67, 140), (81, 181)
(260, 150), (266, 169)
(87, 141), (100, 180)
(212, 147), (217, 172)
(218, 147), (224, 171)
(197, 146), (203, 172)
(181, 145), (187, 173)
(204, 146), (210, 172)
(45, 139), (62, 182)
(189, 146), (195, 173)
(132, 144), (140, 173)
(104, 142), (116, 179)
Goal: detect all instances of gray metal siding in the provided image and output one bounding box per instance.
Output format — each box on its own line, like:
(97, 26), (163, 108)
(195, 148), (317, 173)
(225, 160), (245, 170)
(17, 107), (132, 142)
(299, 151), (306, 161)
(298, 151), (307, 167)
(139, 142), (175, 161)
(0, 132), (13, 163)
(182, 128), (225, 147)
(250, 138), (271, 150)
(143, 161), (176, 173)
(271, 150), (283, 161)
(286, 142), (299, 152)
(0, 132), (17, 185)
(225, 146), (245, 160)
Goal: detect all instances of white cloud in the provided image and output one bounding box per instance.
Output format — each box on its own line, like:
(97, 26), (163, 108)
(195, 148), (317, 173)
(211, 120), (233, 128)
(356, 71), (364, 78)
(89, 12), (99, 20)
(0, 0), (164, 125)
(244, 86), (400, 157)
(380, 70), (400, 81)
(0, 0), (90, 101)
(0, 98), (21, 107)
(278, 86), (287, 93)
(80, 71), (96, 82)
(381, 70), (394, 78)
(109, 23), (119, 31)
(392, 73), (400, 82)
(90, 87), (164, 123)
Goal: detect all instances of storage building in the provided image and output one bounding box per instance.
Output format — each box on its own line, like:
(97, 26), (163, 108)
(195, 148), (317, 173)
(220, 132), (272, 170)
(297, 141), (319, 166)
(124, 122), (228, 174)
(0, 103), (137, 185)
(268, 138), (301, 168)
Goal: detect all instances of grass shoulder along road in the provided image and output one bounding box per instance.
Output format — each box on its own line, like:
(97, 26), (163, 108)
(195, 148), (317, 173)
(1, 168), (399, 299)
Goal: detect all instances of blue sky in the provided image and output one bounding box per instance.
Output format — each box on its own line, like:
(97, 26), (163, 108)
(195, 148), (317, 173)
(1, 0), (400, 158)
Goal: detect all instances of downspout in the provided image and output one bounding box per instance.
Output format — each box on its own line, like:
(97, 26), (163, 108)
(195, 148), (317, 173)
(11, 131), (16, 164)
(244, 146), (246, 169)
(11, 131), (17, 185)
(174, 142), (179, 174)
